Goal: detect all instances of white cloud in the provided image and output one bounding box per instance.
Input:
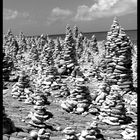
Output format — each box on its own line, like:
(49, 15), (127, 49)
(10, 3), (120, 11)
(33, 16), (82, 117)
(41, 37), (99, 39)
(21, 12), (29, 18)
(74, 0), (137, 21)
(3, 9), (18, 20)
(3, 8), (29, 20)
(46, 7), (73, 25)
(52, 7), (73, 17)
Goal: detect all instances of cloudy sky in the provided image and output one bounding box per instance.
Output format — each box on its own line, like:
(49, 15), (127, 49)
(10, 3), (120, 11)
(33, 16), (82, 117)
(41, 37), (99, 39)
(3, 0), (137, 35)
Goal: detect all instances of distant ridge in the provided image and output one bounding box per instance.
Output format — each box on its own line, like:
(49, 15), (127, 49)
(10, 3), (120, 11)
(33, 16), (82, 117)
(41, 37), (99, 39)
(3, 29), (137, 37)
(24, 29), (137, 38)
(49, 29), (137, 37)
(3, 29), (136, 44)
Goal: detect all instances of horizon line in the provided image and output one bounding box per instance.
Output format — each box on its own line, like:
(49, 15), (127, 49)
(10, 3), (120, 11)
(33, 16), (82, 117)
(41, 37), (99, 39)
(3, 29), (137, 37)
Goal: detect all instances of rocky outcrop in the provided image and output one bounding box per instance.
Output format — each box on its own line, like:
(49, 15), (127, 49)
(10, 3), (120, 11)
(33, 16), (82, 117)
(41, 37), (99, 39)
(79, 121), (105, 140)
(99, 85), (128, 125)
(104, 17), (133, 93)
(3, 54), (14, 81)
(3, 106), (16, 134)
(27, 93), (53, 128)
(61, 79), (91, 114)
(62, 127), (78, 140)
(11, 70), (31, 100)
